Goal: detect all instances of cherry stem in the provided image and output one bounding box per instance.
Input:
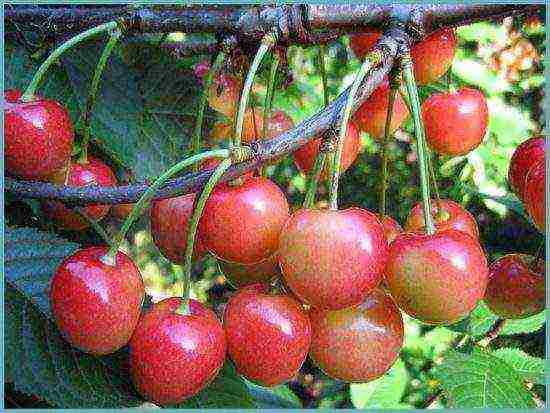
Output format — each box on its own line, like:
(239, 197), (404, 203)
(21, 21), (119, 102)
(101, 148), (230, 266)
(261, 53), (280, 177)
(401, 53), (436, 235)
(79, 28), (122, 164)
(426, 147), (441, 203)
(233, 33), (276, 148)
(329, 50), (381, 210)
(192, 51), (226, 173)
(177, 157), (232, 315)
(319, 44), (330, 108)
(74, 207), (114, 248)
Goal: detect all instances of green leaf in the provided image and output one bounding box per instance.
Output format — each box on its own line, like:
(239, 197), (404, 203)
(350, 358), (408, 409)
(492, 348), (544, 385)
(434, 349), (535, 408)
(447, 301), (499, 337)
(245, 380), (302, 408)
(500, 311), (546, 336)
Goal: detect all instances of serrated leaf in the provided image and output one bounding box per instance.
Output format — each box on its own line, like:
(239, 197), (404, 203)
(245, 380), (302, 408)
(434, 349), (535, 408)
(350, 358), (408, 409)
(500, 311), (546, 336)
(492, 348), (544, 385)
(447, 301), (499, 337)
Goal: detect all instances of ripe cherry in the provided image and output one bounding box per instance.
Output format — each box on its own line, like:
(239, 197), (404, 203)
(422, 87), (488, 156)
(218, 254), (280, 287)
(508, 136), (545, 200)
(385, 229), (488, 325)
(350, 30), (381, 60)
(5, 89), (74, 180)
(111, 203), (135, 220)
(523, 159), (545, 232)
(42, 157), (117, 231)
(50, 246), (144, 355)
(293, 120), (361, 178)
(199, 176), (290, 264)
(279, 207), (388, 310)
(208, 72), (241, 118)
(223, 283), (311, 386)
(309, 288), (403, 382)
(352, 79), (410, 141)
(484, 254), (544, 319)
(378, 214), (403, 245)
(130, 298), (226, 405)
(405, 199), (479, 239)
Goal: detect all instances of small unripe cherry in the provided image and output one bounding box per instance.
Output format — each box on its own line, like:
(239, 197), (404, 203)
(508, 136), (545, 200)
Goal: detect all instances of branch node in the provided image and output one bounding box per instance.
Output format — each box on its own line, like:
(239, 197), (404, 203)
(230, 145), (255, 163)
(320, 126), (339, 153)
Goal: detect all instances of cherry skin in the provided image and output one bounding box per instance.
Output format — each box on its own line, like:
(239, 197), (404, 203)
(208, 72), (242, 118)
(5, 89), (74, 179)
(218, 254), (280, 288)
(42, 157), (117, 231)
(129, 298), (226, 406)
(508, 136), (545, 200)
(199, 176), (290, 264)
(523, 159), (545, 232)
(309, 288), (404, 382)
(111, 203), (135, 220)
(50, 246), (144, 355)
(484, 254), (545, 319)
(385, 229), (488, 325)
(378, 214), (403, 245)
(422, 87), (488, 156)
(293, 120), (361, 178)
(352, 79), (410, 141)
(223, 283), (311, 386)
(350, 29), (382, 60)
(279, 207), (388, 310)
(405, 199), (479, 239)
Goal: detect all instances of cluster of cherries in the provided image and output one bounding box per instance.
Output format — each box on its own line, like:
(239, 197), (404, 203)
(4, 26), (545, 407)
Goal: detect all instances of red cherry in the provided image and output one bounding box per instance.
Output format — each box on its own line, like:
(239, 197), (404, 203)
(111, 203), (135, 220)
(199, 177), (289, 264)
(130, 298), (226, 405)
(508, 137), (545, 200)
(150, 193), (208, 264)
(42, 157), (117, 231)
(4, 89), (74, 179)
(523, 159), (545, 231)
(219, 254), (280, 287)
(223, 283), (311, 386)
(377, 214), (403, 245)
(309, 288), (403, 382)
(293, 120), (361, 178)
(350, 30), (382, 59)
(50, 246), (144, 355)
(422, 87), (488, 156)
(410, 29), (457, 86)
(352, 79), (410, 141)
(208, 72), (242, 118)
(484, 254), (544, 319)
(405, 199), (479, 239)
(279, 207), (388, 310)
(385, 229), (488, 325)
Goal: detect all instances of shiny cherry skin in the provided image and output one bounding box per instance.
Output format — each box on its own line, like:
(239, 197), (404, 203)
(219, 254), (280, 288)
(385, 229), (488, 325)
(50, 246), (144, 355)
(508, 136), (545, 199)
(410, 29), (457, 86)
(293, 120), (361, 178)
(199, 176), (290, 264)
(279, 207), (388, 310)
(5, 89), (74, 179)
(352, 79), (410, 141)
(378, 214), (403, 245)
(130, 298), (226, 406)
(523, 159), (545, 232)
(309, 288), (404, 382)
(42, 157), (117, 231)
(208, 72), (241, 118)
(422, 87), (488, 156)
(484, 254), (545, 319)
(405, 199), (479, 239)
(223, 283), (311, 386)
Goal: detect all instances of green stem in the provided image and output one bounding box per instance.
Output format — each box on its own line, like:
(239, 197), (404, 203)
(21, 21), (119, 102)
(176, 157), (232, 315)
(303, 152), (327, 208)
(319, 44), (330, 107)
(401, 54), (437, 235)
(101, 149), (230, 265)
(79, 29), (122, 164)
(192, 51), (226, 172)
(379, 78), (398, 217)
(74, 207), (114, 248)
(262, 53), (280, 142)
(427, 148), (441, 203)
(233, 33), (276, 148)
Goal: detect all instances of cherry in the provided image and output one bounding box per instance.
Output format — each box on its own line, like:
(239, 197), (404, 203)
(208, 72), (242, 118)
(309, 288), (403, 382)
(385, 229), (488, 325)
(523, 159), (545, 231)
(508, 136), (545, 200)
(352, 79), (410, 141)
(4, 89), (74, 180)
(42, 157), (117, 231)
(223, 283), (311, 386)
(405, 199), (479, 239)
(218, 253), (280, 287)
(422, 87), (488, 156)
(350, 30), (382, 60)
(130, 297), (226, 405)
(293, 120), (361, 178)
(111, 203), (135, 220)
(279, 207), (388, 310)
(50, 246), (144, 355)
(378, 214), (403, 245)
(484, 254), (544, 319)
